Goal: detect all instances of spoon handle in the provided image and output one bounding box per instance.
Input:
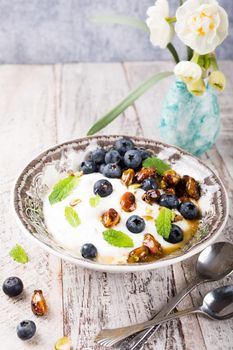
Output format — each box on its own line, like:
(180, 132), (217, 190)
(96, 307), (201, 347)
(120, 277), (202, 350)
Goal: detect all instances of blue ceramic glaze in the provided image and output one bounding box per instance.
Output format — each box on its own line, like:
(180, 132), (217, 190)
(160, 79), (220, 156)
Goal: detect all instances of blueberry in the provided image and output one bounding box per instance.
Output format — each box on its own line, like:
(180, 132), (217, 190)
(126, 215), (145, 233)
(105, 149), (122, 164)
(99, 163), (105, 174)
(80, 161), (97, 174)
(103, 163), (122, 178)
(93, 179), (113, 197)
(124, 149), (142, 169)
(17, 320), (36, 340)
(81, 243), (97, 259)
(90, 148), (106, 165)
(138, 148), (153, 160)
(159, 193), (179, 209)
(2, 277), (23, 297)
(164, 224), (183, 244)
(179, 201), (199, 220)
(114, 137), (135, 156)
(141, 177), (158, 191)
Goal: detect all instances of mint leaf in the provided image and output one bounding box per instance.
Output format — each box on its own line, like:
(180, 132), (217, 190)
(89, 194), (101, 208)
(65, 206), (81, 227)
(155, 207), (173, 239)
(103, 229), (134, 248)
(49, 175), (79, 204)
(9, 244), (29, 264)
(142, 157), (171, 175)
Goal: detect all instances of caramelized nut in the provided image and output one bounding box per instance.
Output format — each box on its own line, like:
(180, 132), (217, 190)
(136, 167), (156, 183)
(173, 214), (183, 222)
(179, 196), (190, 203)
(142, 189), (161, 205)
(143, 234), (163, 255)
(101, 208), (120, 228)
(165, 188), (176, 195)
(69, 198), (81, 207)
(121, 168), (135, 186)
(120, 192), (136, 212)
(163, 170), (180, 187)
(127, 246), (150, 263)
(160, 179), (167, 190)
(183, 175), (200, 200)
(31, 290), (48, 316)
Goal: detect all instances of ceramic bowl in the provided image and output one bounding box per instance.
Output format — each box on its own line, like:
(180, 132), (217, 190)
(13, 135), (229, 272)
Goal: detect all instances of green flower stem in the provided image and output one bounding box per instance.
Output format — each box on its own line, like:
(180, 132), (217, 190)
(90, 15), (149, 33)
(210, 56), (219, 71)
(191, 52), (200, 63)
(87, 71), (173, 135)
(166, 16), (177, 23)
(167, 43), (180, 64)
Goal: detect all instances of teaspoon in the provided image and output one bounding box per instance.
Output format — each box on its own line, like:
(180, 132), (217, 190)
(96, 284), (233, 347)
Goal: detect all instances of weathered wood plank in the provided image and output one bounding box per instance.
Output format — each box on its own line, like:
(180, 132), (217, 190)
(0, 65), (63, 349)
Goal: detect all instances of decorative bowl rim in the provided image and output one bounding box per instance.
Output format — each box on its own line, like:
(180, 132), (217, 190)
(12, 135), (229, 272)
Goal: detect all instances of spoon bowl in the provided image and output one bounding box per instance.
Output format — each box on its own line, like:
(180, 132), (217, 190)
(202, 285), (233, 320)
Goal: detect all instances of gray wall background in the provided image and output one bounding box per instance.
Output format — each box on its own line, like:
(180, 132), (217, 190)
(0, 0), (232, 64)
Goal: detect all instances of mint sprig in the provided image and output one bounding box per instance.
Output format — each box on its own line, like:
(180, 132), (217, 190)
(89, 194), (101, 208)
(9, 244), (29, 264)
(103, 229), (134, 248)
(49, 175), (80, 205)
(65, 206), (81, 227)
(142, 157), (171, 175)
(155, 207), (173, 239)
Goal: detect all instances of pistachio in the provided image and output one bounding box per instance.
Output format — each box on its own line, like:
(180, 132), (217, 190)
(31, 290), (48, 316)
(69, 198), (81, 207)
(143, 234), (163, 256)
(121, 168), (135, 186)
(127, 246), (150, 263)
(136, 167), (156, 183)
(128, 183), (141, 190)
(120, 192), (136, 212)
(101, 208), (120, 228)
(55, 336), (71, 350)
(163, 170), (180, 187)
(142, 189), (161, 205)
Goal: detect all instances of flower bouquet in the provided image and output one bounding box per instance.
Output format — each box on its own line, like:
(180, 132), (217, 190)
(87, 0), (229, 156)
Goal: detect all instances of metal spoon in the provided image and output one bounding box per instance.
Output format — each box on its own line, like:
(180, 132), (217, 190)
(96, 285), (233, 347)
(118, 241), (233, 350)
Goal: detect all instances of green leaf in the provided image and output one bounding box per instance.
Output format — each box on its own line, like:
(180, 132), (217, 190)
(155, 208), (173, 239)
(91, 15), (149, 33)
(89, 194), (101, 208)
(142, 157), (171, 175)
(103, 229), (134, 248)
(87, 71), (173, 135)
(9, 244), (29, 264)
(64, 206), (81, 227)
(49, 175), (79, 205)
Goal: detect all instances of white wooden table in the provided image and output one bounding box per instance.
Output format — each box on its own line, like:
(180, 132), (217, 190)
(1, 62), (233, 350)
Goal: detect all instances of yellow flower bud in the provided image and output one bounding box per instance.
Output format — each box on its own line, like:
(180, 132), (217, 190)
(209, 71), (226, 91)
(187, 79), (206, 96)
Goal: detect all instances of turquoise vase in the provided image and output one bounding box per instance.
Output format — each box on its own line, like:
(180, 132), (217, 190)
(159, 79), (220, 156)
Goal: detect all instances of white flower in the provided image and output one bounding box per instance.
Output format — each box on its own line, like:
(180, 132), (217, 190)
(175, 0), (229, 55)
(146, 0), (174, 49)
(174, 61), (202, 83)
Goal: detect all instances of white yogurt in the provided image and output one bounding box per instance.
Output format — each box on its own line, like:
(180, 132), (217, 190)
(43, 173), (190, 263)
